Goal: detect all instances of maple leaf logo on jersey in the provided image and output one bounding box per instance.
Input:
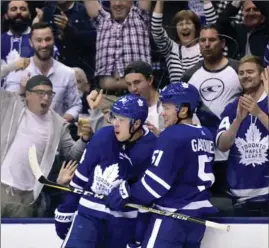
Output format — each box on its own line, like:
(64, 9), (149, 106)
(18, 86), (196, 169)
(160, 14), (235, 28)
(6, 49), (20, 64)
(137, 99), (143, 107)
(91, 163), (122, 196)
(119, 97), (128, 104)
(235, 123), (268, 167)
(182, 82), (189, 88)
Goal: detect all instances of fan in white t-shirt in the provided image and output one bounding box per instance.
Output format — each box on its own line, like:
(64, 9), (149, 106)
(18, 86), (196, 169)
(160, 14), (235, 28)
(124, 61), (164, 136)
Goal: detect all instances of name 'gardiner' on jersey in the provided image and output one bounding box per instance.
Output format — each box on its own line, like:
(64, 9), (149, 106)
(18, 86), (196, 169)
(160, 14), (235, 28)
(130, 123), (218, 216)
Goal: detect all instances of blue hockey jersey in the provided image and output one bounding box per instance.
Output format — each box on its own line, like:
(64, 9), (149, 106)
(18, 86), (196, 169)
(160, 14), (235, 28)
(62, 126), (156, 220)
(130, 124), (217, 217)
(216, 93), (269, 202)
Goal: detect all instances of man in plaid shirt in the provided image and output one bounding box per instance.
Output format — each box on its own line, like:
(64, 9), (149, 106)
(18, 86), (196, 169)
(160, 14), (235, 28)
(84, 0), (151, 98)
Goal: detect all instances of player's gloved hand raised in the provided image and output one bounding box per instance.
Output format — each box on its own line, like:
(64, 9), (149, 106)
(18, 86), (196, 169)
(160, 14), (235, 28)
(106, 181), (130, 211)
(127, 241), (142, 248)
(54, 205), (75, 240)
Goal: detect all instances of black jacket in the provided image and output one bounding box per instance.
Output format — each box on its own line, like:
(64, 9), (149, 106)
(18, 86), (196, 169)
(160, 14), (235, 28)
(43, 2), (96, 80)
(217, 1), (268, 60)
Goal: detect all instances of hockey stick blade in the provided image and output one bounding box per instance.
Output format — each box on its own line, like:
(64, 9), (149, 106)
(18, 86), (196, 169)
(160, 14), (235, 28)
(28, 145), (105, 198)
(28, 145), (230, 232)
(28, 145), (43, 180)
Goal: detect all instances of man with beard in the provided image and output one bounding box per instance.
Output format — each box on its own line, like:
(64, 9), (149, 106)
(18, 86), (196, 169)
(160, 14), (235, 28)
(32, 1), (96, 81)
(4, 22), (82, 122)
(1, 1), (59, 75)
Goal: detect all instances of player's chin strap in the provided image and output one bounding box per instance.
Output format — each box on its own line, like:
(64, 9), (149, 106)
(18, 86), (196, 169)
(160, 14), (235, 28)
(175, 104), (195, 125)
(175, 105), (184, 125)
(122, 120), (144, 146)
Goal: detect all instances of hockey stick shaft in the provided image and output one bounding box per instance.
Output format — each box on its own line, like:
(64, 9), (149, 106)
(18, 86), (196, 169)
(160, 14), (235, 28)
(39, 177), (229, 231)
(28, 145), (230, 232)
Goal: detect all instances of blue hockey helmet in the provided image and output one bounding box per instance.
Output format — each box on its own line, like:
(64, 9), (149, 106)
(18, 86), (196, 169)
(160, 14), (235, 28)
(111, 94), (148, 125)
(160, 82), (199, 112)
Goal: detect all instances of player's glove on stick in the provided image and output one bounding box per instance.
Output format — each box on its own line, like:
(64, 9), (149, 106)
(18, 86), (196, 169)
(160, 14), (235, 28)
(106, 181), (130, 211)
(54, 205), (75, 240)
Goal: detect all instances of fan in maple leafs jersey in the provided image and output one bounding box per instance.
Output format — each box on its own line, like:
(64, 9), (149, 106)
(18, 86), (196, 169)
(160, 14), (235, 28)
(216, 92), (269, 204)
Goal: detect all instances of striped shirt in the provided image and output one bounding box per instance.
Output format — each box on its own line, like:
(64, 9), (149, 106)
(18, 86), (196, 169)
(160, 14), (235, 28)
(203, 1), (243, 25)
(93, 7), (151, 77)
(151, 12), (203, 83)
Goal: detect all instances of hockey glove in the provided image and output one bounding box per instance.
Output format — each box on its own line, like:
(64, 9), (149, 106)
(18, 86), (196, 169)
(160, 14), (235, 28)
(54, 205), (75, 240)
(106, 181), (130, 211)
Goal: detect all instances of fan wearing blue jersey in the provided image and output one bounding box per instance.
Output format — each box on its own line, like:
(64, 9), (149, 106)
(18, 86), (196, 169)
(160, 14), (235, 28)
(216, 55), (269, 216)
(107, 83), (218, 248)
(55, 94), (156, 248)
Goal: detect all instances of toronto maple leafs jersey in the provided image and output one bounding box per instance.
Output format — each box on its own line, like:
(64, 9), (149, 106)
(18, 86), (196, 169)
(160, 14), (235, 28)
(62, 126), (156, 220)
(130, 124), (218, 217)
(216, 93), (269, 202)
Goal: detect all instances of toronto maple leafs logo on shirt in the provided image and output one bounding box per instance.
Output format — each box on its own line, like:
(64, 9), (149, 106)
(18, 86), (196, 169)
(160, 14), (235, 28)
(6, 49), (20, 64)
(119, 97), (128, 104)
(137, 99), (143, 107)
(91, 163), (123, 196)
(235, 123), (268, 167)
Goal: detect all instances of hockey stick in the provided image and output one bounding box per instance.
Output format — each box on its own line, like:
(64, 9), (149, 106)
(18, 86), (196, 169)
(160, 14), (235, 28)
(28, 145), (230, 232)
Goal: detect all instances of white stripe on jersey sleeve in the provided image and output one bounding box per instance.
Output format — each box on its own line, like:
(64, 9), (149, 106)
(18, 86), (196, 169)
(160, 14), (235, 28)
(141, 177), (161, 198)
(145, 170), (171, 190)
(215, 130), (225, 145)
(75, 170), (89, 182)
(70, 180), (83, 189)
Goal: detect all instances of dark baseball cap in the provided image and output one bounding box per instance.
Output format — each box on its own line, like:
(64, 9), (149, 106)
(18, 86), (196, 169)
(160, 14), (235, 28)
(124, 61), (153, 79)
(25, 75), (53, 91)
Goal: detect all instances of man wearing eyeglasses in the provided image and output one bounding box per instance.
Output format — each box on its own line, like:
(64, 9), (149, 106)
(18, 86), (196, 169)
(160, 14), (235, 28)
(0, 75), (92, 218)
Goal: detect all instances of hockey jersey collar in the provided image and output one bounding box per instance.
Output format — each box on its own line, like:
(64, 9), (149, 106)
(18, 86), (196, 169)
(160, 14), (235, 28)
(257, 91), (267, 103)
(7, 26), (31, 36)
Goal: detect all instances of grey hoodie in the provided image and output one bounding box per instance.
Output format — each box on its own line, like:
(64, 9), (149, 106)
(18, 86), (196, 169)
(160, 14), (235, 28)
(0, 88), (87, 200)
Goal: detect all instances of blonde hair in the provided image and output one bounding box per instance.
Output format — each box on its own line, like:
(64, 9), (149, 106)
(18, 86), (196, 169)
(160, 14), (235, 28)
(239, 55), (264, 73)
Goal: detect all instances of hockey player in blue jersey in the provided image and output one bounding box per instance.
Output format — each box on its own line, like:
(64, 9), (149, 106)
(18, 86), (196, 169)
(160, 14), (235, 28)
(54, 94), (157, 248)
(107, 83), (218, 248)
(216, 55), (269, 216)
